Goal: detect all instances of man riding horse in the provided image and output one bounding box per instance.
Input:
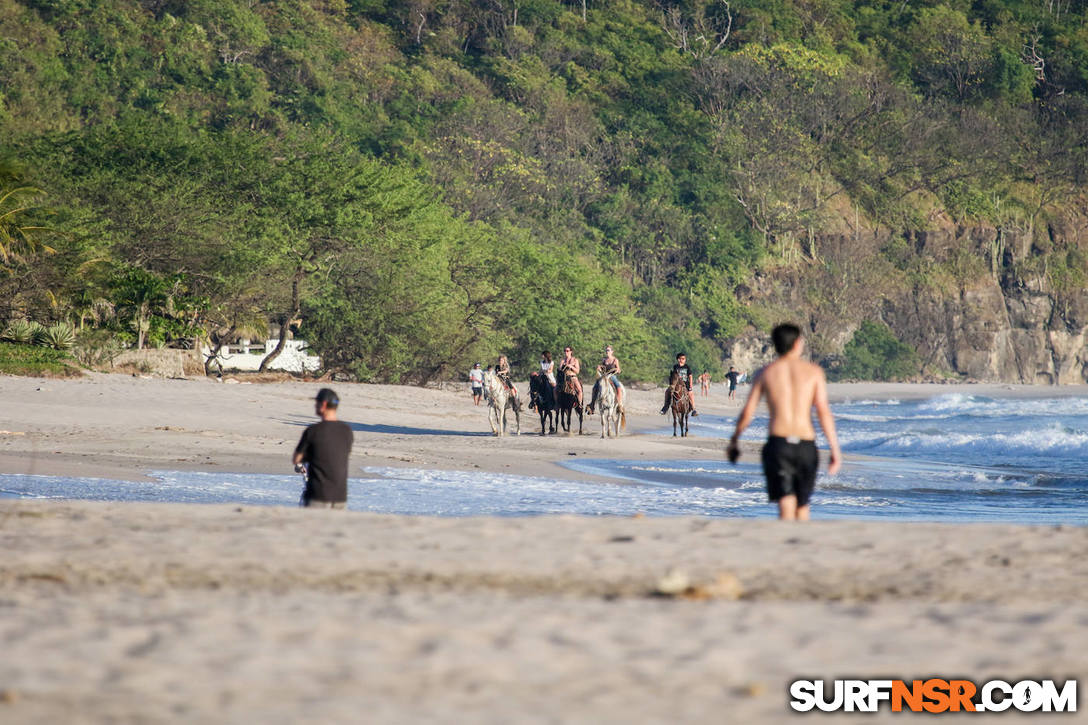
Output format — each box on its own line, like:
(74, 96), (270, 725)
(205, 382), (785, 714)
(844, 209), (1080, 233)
(660, 352), (699, 417)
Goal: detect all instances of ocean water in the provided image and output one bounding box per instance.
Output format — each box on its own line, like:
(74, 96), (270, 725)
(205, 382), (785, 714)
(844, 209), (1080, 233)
(1, 394), (1085, 523)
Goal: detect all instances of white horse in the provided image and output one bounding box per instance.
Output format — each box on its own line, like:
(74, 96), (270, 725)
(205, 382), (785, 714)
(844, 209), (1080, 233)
(484, 369), (520, 436)
(596, 372), (625, 438)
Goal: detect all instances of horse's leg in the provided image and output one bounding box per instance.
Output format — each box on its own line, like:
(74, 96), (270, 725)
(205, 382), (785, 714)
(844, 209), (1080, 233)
(672, 408), (677, 436)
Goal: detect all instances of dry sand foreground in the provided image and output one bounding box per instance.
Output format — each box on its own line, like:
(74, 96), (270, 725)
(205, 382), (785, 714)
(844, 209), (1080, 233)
(1, 503), (1086, 724)
(2, 374), (1088, 723)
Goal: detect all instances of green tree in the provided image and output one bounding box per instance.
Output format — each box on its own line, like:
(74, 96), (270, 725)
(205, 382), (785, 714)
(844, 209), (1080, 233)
(906, 7), (992, 101)
(837, 320), (920, 381)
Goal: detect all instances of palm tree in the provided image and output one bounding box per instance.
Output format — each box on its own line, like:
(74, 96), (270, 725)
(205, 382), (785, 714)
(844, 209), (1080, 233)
(113, 268), (172, 350)
(0, 186), (54, 267)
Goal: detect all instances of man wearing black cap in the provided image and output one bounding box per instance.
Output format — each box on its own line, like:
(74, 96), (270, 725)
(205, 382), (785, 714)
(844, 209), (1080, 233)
(292, 388), (353, 508)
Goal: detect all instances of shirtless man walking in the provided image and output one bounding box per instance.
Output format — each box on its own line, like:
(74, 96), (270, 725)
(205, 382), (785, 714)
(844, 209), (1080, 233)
(726, 324), (841, 521)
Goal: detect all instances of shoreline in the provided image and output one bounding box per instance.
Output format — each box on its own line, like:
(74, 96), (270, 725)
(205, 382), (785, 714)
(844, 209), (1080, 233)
(2, 373), (1087, 484)
(4, 377), (1087, 722)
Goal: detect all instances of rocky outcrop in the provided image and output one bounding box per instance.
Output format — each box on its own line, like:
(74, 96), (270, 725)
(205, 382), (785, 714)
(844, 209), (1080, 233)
(727, 220), (1088, 384)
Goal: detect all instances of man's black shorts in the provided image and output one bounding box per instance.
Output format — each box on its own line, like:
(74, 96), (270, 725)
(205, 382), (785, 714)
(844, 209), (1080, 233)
(761, 436), (819, 506)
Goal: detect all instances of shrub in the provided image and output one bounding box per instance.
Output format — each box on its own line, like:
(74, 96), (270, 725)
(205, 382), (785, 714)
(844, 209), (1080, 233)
(36, 322), (76, 350)
(74, 328), (122, 367)
(837, 320), (920, 381)
(2, 319), (37, 344)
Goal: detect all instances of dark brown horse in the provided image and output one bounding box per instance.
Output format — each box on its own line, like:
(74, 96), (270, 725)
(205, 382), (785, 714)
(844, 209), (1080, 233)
(556, 371), (584, 435)
(668, 370), (692, 437)
(528, 372), (557, 435)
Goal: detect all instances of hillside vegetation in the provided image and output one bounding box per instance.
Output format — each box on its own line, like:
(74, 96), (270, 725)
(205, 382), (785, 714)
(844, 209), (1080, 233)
(2, 0), (1086, 382)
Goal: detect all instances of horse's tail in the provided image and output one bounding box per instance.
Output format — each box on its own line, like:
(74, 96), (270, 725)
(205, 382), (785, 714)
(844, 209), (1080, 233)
(620, 409), (626, 431)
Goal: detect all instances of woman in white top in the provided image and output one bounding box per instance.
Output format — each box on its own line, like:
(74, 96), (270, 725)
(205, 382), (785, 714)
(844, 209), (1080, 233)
(540, 351), (556, 387)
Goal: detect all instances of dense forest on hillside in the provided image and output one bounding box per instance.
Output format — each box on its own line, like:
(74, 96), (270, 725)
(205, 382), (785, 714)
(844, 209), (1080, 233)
(1, 0), (1086, 382)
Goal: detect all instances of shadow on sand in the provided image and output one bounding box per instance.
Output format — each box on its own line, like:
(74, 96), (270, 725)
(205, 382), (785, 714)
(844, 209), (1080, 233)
(280, 415), (489, 437)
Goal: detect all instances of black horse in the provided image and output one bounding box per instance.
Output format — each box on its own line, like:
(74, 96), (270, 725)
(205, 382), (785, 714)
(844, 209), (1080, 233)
(556, 371), (584, 435)
(528, 372), (557, 435)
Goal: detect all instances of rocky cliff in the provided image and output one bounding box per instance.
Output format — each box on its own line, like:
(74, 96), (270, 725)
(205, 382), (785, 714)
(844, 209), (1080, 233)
(726, 215), (1088, 384)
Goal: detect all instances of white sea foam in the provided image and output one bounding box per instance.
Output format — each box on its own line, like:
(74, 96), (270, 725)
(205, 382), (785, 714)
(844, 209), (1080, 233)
(854, 425), (1088, 459)
(5, 392), (1088, 525)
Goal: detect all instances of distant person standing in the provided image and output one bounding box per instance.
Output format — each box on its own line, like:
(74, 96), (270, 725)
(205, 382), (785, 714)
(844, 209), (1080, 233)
(699, 371), (711, 397)
(725, 366), (742, 401)
(726, 324), (841, 521)
(469, 362), (484, 406)
(292, 388), (353, 509)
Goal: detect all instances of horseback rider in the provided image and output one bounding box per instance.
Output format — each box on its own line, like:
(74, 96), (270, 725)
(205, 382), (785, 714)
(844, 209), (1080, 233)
(532, 350), (557, 411)
(496, 355), (520, 408)
(586, 344), (625, 414)
(540, 350), (557, 388)
(660, 352), (699, 416)
(558, 345), (584, 409)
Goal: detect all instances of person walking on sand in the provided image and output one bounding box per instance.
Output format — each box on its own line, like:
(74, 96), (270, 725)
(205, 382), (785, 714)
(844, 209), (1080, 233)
(469, 362), (484, 406)
(726, 324), (841, 521)
(660, 352), (698, 416)
(699, 371), (711, 397)
(293, 388), (353, 509)
(725, 366), (742, 401)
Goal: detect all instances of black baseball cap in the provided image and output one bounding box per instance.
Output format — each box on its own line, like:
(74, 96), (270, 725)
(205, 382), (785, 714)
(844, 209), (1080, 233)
(315, 388), (340, 407)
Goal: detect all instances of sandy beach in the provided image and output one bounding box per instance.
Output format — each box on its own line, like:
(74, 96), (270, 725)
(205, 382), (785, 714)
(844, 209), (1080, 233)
(3, 372), (1084, 483)
(2, 374), (1087, 723)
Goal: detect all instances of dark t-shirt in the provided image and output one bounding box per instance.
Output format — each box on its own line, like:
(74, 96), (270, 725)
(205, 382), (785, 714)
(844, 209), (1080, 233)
(672, 363), (695, 389)
(294, 420), (353, 503)
(726, 371), (740, 388)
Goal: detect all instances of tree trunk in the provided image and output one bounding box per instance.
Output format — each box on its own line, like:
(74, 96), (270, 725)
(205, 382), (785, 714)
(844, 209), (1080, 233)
(136, 301), (149, 350)
(259, 270), (302, 373)
(204, 325), (236, 376)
